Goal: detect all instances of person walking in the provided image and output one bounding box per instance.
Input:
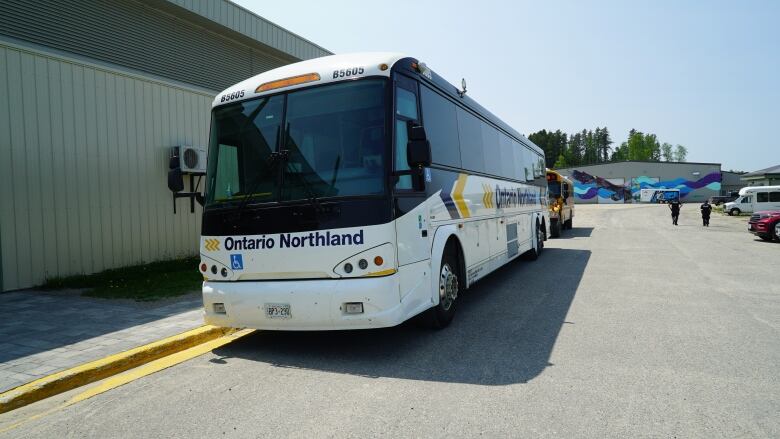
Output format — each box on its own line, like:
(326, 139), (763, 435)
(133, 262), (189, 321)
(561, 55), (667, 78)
(700, 200), (712, 227)
(669, 200), (681, 225)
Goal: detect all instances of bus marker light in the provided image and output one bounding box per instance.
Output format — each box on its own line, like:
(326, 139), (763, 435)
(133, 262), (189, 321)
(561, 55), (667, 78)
(344, 302), (363, 314)
(373, 256), (383, 266)
(256, 73), (320, 93)
(221, 268), (228, 277)
(344, 263), (353, 274)
(358, 259), (368, 270)
(211, 265), (218, 274)
(200, 263), (207, 272)
(379, 63), (388, 71)
(213, 303), (226, 314)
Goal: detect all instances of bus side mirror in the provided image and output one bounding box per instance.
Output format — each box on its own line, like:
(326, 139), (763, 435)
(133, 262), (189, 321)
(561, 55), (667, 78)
(407, 124), (431, 168)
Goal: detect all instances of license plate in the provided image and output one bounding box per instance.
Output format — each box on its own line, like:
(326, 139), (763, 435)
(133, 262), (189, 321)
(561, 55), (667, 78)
(265, 303), (291, 319)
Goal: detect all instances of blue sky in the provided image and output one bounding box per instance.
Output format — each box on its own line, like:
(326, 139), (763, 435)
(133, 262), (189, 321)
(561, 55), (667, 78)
(234, 0), (778, 172)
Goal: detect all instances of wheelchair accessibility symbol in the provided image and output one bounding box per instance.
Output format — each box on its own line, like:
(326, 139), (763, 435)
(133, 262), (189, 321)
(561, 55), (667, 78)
(230, 254), (244, 270)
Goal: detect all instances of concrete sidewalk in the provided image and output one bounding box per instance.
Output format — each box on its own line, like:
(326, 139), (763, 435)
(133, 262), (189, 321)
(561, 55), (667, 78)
(0, 290), (204, 392)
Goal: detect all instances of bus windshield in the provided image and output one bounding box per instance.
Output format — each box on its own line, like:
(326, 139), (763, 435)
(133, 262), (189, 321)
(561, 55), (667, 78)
(205, 78), (388, 207)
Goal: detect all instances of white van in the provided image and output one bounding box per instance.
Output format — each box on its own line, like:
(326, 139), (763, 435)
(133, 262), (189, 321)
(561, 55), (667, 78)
(724, 186), (780, 215)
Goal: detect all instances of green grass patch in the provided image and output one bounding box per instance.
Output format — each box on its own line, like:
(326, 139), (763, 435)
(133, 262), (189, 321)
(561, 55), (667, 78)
(43, 257), (202, 301)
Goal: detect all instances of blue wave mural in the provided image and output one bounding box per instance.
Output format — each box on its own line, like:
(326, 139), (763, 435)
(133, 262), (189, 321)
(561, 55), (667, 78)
(630, 173), (721, 199)
(571, 170), (721, 202)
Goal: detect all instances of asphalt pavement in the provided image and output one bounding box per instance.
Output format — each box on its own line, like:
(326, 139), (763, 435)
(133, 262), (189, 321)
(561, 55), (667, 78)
(2, 204), (778, 438)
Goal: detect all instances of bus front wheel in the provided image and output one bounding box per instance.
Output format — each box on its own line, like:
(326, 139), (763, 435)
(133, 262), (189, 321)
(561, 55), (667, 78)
(425, 248), (460, 329)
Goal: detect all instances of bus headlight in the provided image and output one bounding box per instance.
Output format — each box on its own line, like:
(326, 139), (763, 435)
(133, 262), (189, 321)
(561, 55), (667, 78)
(333, 243), (396, 278)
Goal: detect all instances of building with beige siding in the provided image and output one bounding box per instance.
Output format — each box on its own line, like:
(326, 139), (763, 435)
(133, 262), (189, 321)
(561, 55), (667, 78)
(0, 0), (331, 291)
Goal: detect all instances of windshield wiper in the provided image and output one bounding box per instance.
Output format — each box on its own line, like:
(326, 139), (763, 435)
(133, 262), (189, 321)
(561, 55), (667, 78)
(282, 124), (326, 213)
(234, 127), (284, 218)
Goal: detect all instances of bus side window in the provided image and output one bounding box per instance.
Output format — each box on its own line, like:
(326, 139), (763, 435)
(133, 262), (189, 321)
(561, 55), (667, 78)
(395, 78), (419, 190)
(457, 107), (485, 173)
(420, 85), (461, 168)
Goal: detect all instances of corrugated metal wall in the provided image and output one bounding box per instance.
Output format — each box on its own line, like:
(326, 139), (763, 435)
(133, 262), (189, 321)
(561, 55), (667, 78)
(0, 0), (302, 92)
(166, 0), (331, 61)
(0, 41), (212, 291)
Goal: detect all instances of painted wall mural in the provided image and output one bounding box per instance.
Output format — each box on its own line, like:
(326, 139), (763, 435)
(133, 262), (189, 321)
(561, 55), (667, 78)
(571, 170), (629, 202)
(571, 170), (721, 203)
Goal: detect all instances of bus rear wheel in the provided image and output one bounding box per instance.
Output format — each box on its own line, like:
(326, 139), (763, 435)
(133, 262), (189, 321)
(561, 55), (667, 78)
(525, 221), (544, 261)
(424, 248), (460, 329)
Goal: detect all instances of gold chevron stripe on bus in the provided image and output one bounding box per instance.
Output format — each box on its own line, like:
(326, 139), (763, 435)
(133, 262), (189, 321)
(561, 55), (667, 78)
(452, 173), (470, 218)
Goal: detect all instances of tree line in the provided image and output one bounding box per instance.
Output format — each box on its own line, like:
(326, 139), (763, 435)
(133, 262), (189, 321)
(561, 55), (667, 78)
(528, 127), (688, 169)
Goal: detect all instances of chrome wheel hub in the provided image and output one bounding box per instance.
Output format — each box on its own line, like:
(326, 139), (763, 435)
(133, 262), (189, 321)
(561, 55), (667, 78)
(439, 263), (458, 311)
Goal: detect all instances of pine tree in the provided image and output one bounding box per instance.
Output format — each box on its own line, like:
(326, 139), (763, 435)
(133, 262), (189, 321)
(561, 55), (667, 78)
(661, 142), (673, 161)
(674, 144), (688, 162)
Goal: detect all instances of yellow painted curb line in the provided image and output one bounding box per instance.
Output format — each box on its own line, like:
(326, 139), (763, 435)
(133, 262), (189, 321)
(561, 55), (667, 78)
(0, 329), (253, 435)
(0, 325), (235, 414)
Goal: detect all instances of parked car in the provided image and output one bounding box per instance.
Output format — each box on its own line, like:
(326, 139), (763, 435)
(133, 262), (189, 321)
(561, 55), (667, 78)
(724, 186), (780, 215)
(747, 210), (780, 242)
(709, 194), (737, 205)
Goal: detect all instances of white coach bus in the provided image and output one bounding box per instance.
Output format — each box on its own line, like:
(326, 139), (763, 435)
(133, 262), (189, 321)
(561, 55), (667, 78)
(195, 53), (548, 330)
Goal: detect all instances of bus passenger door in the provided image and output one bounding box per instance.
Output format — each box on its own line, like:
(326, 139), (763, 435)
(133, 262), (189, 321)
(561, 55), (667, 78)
(393, 75), (430, 267)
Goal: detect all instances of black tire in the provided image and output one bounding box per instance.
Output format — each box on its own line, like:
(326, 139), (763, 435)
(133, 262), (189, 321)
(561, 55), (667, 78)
(565, 216), (573, 230)
(550, 219), (561, 238)
(729, 208), (740, 216)
(424, 246), (460, 329)
(775, 223), (780, 242)
(525, 220), (544, 261)
(759, 234), (773, 242)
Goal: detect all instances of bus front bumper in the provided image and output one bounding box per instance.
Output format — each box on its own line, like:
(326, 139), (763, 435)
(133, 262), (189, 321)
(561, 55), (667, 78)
(202, 275), (408, 331)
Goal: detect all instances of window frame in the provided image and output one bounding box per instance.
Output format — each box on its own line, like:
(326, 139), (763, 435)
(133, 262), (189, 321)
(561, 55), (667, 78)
(393, 74), (423, 193)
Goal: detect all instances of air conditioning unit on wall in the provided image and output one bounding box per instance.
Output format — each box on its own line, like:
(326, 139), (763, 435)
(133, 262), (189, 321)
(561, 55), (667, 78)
(171, 146), (207, 174)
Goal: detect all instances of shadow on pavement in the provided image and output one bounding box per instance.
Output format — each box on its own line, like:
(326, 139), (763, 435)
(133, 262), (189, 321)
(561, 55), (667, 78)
(213, 248), (590, 386)
(551, 227), (593, 239)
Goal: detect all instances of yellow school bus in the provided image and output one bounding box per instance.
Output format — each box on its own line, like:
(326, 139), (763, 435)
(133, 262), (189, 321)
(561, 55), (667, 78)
(546, 169), (575, 237)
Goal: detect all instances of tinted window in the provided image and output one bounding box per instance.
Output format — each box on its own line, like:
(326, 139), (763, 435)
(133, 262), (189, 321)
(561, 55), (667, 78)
(395, 120), (411, 189)
(742, 197), (752, 204)
(757, 192), (769, 203)
(499, 134), (516, 179)
(770, 192), (780, 202)
(521, 147), (535, 181)
(206, 95), (284, 205)
(396, 87), (418, 119)
(481, 122), (501, 176)
(420, 86), (460, 167)
(512, 140), (526, 181)
(457, 107), (484, 173)
(283, 79), (387, 200)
